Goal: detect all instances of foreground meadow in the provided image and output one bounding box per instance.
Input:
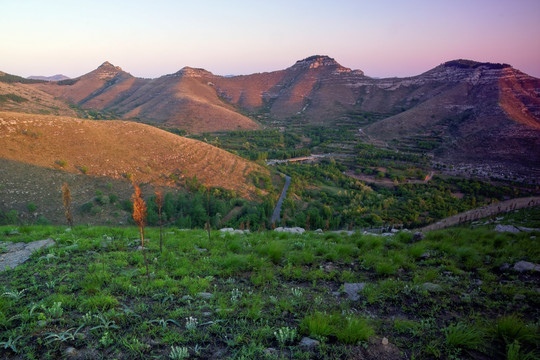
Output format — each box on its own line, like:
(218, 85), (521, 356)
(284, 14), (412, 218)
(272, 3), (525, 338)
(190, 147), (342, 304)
(1, 209), (539, 359)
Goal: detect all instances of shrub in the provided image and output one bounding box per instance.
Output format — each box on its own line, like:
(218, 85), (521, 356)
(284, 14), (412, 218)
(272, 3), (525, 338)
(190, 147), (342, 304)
(55, 160), (67, 168)
(27, 202), (36, 213)
(81, 202), (93, 213)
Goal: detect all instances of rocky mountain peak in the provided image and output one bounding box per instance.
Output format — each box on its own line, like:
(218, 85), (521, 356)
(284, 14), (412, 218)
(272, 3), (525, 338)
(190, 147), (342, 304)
(173, 67), (213, 78)
(92, 61), (124, 80)
(291, 55), (352, 72)
(442, 59), (511, 70)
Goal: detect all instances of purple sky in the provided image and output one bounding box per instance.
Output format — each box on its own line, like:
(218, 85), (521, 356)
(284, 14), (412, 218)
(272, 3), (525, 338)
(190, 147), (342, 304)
(1, 0), (539, 79)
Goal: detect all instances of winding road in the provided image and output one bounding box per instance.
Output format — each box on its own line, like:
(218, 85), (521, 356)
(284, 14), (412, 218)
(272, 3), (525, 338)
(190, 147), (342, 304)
(270, 174), (291, 224)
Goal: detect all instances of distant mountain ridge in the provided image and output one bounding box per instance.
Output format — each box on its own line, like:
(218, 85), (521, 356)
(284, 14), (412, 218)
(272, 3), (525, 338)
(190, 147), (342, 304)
(27, 74), (70, 82)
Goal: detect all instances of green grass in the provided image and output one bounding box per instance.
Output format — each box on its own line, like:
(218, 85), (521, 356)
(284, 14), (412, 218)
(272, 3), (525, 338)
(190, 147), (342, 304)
(0, 218), (539, 359)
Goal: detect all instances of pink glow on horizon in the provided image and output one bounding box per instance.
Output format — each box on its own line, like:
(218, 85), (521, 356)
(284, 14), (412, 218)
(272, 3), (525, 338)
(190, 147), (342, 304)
(0, 0), (539, 79)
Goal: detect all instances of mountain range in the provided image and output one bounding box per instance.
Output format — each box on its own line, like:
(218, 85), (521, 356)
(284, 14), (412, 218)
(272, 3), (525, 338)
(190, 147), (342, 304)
(1, 55), (539, 178)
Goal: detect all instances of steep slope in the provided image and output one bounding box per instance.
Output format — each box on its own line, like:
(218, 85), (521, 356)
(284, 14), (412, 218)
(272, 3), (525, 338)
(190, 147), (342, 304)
(30, 63), (259, 133)
(213, 55), (365, 122)
(362, 61), (540, 175)
(31, 61), (134, 105)
(111, 67), (259, 132)
(0, 111), (266, 198)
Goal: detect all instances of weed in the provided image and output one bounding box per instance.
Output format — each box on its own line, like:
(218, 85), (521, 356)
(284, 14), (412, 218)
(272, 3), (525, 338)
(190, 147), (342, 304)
(43, 302), (63, 319)
(185, 316), (198, 331)
(231, 288), (242, 304)
(0, 335), (22, 353)
(274, 326), (297, 346)
(99, 331), (115, 348)
(45, 325), (83, 344)
(170, 345), (190, 359)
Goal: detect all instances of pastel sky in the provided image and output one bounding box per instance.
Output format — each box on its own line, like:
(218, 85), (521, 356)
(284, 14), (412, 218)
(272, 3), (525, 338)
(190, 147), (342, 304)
(2, 0), (539, 79)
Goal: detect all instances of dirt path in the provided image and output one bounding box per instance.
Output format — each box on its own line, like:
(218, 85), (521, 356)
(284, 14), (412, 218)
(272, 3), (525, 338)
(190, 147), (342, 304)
(421, 196), (540, 232)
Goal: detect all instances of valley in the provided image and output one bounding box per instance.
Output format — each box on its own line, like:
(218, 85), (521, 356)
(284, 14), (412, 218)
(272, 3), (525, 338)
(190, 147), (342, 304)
(0, 56), (539, 360)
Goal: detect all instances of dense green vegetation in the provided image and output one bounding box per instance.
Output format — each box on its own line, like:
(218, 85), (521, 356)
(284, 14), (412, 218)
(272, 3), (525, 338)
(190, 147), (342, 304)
(276, 160), (526, 230)
(0, 93), (29, 104)
(1, 207), (539, 359)
(0, 73), (45, 84)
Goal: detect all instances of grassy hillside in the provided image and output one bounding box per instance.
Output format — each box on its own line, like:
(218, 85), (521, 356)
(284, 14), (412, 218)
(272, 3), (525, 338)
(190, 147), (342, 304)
(0, 111), (267, 199)
(0, 207), (539, 359)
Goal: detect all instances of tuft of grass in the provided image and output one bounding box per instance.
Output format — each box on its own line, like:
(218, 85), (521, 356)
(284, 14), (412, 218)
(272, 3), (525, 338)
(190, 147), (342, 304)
(300, 312), (374, 344)
(80, 294), (119, 312)
(494, 315), (539, 346)
(445, 322), (485, 351)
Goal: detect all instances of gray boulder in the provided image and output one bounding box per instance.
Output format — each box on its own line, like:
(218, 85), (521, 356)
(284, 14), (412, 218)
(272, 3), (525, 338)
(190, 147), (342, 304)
(0, 238), (55, 272)
(299, 337), (320, 349)
(495, 224), (521, 233)
(513, 261), (540, 272)
(344, 282), (366, 301)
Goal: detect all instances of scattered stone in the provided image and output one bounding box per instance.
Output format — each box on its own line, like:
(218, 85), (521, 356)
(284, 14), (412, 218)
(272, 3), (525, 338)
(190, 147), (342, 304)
(344, 282), (366, 301)
(219, 228), (234, 232)
(422, 282), (443, 293)
(195, 247), (208, 252)
(366, 337), (404, 360)
(513, 261), (540, 272)
(472, 279), (483, 286)
(500, 263), (511, 271)
(314, 228), (324, 234)
(0, 238), (56, 272)
(8, 229), (20, 235)
(513, 294), (526, 301)
(64, 228), (72, 232)
(516, 226), (540, 232)
(274, 227), (305, 234)
(264, 348), (278, 356)
(65, 347), (77, 357)
(412, 232), (424, 242)
(332, 291), (341, 297)
(232, 230), (245, 234)
(391, 228), (399, 233)
(419, 252), (430, 260)
(197, 292), (213, 300)
(495, 224), (520, 233)
(299, 337), (320, 349)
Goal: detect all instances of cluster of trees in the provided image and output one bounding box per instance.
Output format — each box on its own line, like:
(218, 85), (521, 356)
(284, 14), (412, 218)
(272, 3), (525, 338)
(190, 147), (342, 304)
(141, 188), (276, 231)
(276, 160), (526, 230)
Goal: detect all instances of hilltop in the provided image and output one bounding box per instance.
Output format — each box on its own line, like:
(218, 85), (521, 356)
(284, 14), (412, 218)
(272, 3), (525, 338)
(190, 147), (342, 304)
(0, 111), (267, 198)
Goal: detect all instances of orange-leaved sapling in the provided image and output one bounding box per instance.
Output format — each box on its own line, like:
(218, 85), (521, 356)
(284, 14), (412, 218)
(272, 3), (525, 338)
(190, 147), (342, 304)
(62, 182), (74, 227)
(132, 180), (150, 282)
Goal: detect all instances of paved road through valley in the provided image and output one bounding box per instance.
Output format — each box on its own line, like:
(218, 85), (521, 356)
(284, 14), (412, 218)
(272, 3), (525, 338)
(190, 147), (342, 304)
(271, 174), (291, 224)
